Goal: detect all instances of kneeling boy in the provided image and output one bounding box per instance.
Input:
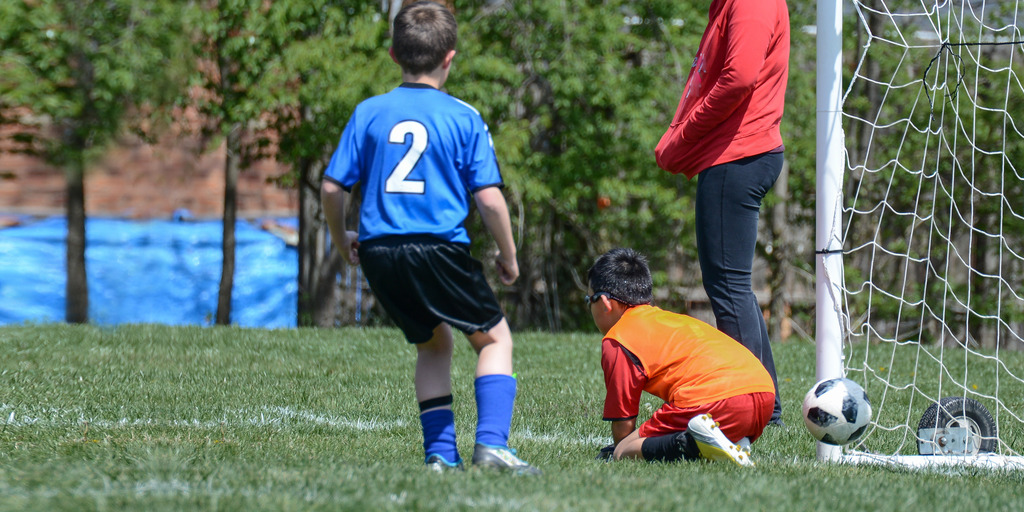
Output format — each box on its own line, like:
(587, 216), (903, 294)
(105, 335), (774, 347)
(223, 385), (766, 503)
(586, 248), (775, 466)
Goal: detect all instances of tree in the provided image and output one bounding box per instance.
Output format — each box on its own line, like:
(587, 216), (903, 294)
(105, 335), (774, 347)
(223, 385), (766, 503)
(0, 0), (186, 323)
(190, 0), (280, 325)
(246, 1), (395, 327)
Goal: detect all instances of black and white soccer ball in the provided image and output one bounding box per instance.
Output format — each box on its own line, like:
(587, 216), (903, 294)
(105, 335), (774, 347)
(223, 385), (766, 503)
(802, 377), (872, 446)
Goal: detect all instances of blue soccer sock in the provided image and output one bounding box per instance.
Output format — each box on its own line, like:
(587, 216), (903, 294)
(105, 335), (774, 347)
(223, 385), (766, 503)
(420, 408), (459, 464)
(474, 374), (517, 448)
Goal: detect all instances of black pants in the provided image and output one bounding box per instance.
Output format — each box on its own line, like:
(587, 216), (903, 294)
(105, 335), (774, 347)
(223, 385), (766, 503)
(695, 151), (784, 422)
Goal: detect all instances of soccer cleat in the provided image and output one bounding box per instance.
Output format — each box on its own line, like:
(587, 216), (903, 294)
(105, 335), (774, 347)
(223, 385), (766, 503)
(737, 437), (752, 454)
(471, 443), (542, 475)
(425, 454), (464, 473)
(687, 414), (755, 467)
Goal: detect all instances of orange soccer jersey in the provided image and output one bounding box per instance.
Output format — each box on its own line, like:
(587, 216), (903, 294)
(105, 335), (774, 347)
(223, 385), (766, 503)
(603, 305), (774, 409)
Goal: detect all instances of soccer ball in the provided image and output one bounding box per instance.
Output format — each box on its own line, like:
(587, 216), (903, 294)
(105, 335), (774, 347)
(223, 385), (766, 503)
(802, 378), (872, 446)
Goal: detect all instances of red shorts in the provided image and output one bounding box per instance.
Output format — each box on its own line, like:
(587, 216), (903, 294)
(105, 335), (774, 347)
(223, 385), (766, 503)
(637, 392), (775, 443)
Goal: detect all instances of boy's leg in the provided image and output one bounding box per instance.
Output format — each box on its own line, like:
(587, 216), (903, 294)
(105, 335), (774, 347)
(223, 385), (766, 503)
(466, 318), (514, 447)
(415, 323), (455, 402)
(416, 324), (460, 467)
(702, 391), (775, 443)
(465, 319), (540, 475)
(683, 393), (773, 467)
(640, 432), (701, 462)
(611, 428), (700, 462)
(468, 317), (513, 377)
(616, 405), (700, 462)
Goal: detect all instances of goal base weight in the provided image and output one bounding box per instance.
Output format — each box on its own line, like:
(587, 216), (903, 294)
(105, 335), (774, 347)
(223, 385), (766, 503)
(917, 427), (969, 456)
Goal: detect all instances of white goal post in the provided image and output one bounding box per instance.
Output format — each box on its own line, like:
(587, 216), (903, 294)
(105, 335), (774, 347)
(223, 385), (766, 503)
(816, 0), (1024, 469)
(815, 0), (847, 464)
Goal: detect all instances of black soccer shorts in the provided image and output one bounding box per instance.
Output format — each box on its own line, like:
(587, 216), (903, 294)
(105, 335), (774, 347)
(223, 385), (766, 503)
(358, 235), (505, 344)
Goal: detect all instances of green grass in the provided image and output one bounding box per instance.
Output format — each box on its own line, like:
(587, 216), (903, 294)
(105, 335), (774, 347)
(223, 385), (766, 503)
(1, 324), (1023, 511)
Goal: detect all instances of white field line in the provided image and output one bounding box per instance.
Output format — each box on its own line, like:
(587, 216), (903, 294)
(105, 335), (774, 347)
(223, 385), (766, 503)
(0, 403), (606, 446)
(516, 427), (609, 447)
(0, 403), (406, 431)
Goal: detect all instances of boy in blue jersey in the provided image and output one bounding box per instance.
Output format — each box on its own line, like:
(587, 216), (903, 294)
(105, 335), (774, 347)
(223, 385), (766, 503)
(321, 1), (538, 475)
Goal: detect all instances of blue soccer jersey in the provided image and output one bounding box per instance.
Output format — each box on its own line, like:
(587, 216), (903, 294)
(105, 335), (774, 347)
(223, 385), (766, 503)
(323, 83), (503, 244)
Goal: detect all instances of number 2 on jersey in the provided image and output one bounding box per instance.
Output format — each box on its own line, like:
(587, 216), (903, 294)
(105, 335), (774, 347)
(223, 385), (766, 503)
(386, 121), (427, 194)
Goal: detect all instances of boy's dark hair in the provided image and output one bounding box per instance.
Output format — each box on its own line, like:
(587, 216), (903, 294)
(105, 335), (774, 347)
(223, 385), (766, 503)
(392, 1), (457, 76)
(587, 248), (653, 306)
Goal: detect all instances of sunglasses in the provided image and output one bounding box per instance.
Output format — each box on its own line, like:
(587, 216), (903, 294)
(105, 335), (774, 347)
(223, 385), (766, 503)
(584, 291), (627, 306)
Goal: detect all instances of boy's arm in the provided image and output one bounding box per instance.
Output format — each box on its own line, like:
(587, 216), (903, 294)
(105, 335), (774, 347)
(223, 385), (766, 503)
(473, 185), (518, 285)
(598, 419), (636, 461)
(321, 180), (360, 265)
(611, 419), (636, 445)
(601, 339), (646, 446)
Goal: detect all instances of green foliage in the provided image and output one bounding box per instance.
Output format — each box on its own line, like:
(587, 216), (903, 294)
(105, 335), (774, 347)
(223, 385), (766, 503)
(255, 1), (395, 170)
(778, 0), (817, 223)
(2, 324), (1024, 511)
(0, 0), (186, 164)
(450, 1), (714, 329)
(186, 0), (281, 162)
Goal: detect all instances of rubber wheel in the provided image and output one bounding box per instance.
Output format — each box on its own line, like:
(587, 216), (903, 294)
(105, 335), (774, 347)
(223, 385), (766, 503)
(917, 396), (997, 455)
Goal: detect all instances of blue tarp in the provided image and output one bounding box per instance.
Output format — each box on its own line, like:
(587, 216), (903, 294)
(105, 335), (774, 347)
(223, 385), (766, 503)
(0, 217), (298, 328)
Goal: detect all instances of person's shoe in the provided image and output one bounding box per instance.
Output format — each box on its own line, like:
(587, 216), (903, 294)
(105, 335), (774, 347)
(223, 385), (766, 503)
(471, 443), (542, 475)
(687, 414), (755, 467)
(425, 454), (464, 473)
(737, 437), (752, 459)
(674, 430), (701, 461)
(737, 437), (752, 452)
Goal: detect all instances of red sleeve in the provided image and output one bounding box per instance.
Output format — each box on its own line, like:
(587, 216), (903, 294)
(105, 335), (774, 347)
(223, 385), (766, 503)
(680, 0), (779, 142)
(601, 338), (647, 421)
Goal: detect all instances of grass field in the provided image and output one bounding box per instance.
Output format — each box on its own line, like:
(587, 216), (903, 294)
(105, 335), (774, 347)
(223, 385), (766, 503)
(1, 324), (1023, 511)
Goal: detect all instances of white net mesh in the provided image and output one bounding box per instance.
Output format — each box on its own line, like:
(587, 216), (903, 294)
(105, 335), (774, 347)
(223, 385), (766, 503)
(839, 0), (1024, 461)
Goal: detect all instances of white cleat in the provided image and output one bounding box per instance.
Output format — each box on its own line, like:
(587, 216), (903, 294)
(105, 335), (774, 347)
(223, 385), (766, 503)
(687, 414), (755, 467)
(471, 444), (542, 476)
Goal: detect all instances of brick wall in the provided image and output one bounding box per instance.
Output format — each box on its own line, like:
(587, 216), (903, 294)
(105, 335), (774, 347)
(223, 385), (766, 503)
(0, 133), (298, 220)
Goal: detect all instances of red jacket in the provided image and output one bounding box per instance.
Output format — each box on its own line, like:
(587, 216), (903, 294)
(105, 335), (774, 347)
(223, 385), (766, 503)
(655, 0), (789, 178)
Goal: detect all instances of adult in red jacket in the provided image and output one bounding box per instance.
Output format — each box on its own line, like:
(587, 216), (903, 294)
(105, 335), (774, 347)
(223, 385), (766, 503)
(654, 0), (789, 424)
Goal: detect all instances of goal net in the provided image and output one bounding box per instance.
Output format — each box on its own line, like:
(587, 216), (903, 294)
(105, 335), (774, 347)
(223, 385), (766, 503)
(822, 0), (1024, 468)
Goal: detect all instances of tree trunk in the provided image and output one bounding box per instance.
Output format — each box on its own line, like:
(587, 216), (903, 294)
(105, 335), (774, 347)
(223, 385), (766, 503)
(65, 154), (88, 324)
(64, 29), (94, 324)
(297, 155), (342, 327)
(216, 123), (241, 325)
